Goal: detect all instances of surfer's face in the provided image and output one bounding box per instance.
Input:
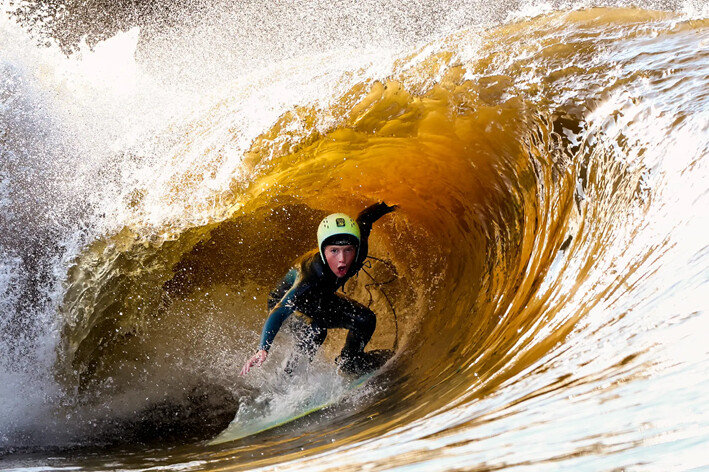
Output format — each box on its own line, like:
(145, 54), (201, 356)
(324, 244), (357, 278)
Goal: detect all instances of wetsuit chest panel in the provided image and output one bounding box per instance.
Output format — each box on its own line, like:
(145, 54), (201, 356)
(278, 252), (351, 320)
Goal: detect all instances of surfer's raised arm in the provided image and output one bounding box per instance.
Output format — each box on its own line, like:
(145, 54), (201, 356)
(240, 202), (396, 377)
(356, 202), (397, 237)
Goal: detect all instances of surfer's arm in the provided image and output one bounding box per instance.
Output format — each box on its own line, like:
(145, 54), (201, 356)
(259, 269), (308, 352)
(258, 299), (296, 352)
(268, 268), (298, 311)
(356, 202), (397, 239)
(240, 277), (310, 375)
(240, 296), (297, 376)
(353, 202), (396, 267)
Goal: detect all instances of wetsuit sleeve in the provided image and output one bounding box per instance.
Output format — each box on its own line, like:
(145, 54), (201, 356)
(356, 202), (397, 239)
(258, 298), (294, 352)
(268, 268), (298, 311)
(353, 202), (396, 268)
(258, 273), (310, 352)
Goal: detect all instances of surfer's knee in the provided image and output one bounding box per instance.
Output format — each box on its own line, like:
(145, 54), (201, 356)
(310, 323), (327, 348)
(357, 308), (376, 335)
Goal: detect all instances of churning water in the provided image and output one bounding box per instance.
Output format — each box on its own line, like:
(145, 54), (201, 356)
(2, 1), (709, 470)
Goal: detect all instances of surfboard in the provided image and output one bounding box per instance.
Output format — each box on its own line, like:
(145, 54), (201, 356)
(209, 350), (393, 445)
(209, 370), (375, 445)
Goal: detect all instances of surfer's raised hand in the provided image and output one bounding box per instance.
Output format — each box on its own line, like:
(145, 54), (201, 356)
(357, 202), (397, 225)
(240, 349), (268, 376)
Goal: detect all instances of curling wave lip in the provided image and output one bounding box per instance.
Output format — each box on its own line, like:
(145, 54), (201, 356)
(5, 5), (708, 472)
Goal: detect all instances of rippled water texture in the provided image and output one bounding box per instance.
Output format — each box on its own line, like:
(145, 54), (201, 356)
(1, 2), (709, 471)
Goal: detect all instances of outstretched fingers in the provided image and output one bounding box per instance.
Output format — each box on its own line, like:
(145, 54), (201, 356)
(240, 350), (267, 376)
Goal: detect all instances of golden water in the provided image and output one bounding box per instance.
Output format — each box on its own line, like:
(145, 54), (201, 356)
(2, 5), (708, 471)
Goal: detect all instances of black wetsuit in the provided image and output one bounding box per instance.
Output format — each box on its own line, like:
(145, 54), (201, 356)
(257, 203), (395, 367)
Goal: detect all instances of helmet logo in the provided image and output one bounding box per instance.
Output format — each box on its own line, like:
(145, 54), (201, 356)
(336, 218), (346, 227)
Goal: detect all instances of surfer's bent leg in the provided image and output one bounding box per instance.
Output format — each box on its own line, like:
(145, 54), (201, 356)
(284, 314), (327, 375)
(324, 294), (376, 360)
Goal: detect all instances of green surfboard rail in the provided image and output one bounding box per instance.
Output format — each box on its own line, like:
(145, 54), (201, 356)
(209, 371), (376, 445)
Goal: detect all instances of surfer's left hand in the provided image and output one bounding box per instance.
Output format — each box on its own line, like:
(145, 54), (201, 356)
(240, 349), (268, 376)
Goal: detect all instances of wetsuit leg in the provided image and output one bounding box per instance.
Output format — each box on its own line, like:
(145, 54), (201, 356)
(293, 316), (328, 359)
(284, 314), (328, 375)
(316, 294), (376, 359)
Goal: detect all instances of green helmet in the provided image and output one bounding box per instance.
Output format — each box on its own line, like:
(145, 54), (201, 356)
(317, 213), (361, 262)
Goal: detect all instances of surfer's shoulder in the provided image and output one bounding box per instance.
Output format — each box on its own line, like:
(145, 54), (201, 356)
(295, 249), (326, 280)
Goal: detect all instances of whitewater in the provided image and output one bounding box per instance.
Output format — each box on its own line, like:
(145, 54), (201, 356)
(1, 0), (709, 470)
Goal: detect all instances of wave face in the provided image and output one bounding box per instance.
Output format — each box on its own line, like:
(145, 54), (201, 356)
(2, 1), (709, 470)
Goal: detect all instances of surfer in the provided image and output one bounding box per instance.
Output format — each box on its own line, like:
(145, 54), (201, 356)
(240, 202), (397, 377)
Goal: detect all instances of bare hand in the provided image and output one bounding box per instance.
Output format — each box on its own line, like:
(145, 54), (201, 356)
(240, 349), (268, 376)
